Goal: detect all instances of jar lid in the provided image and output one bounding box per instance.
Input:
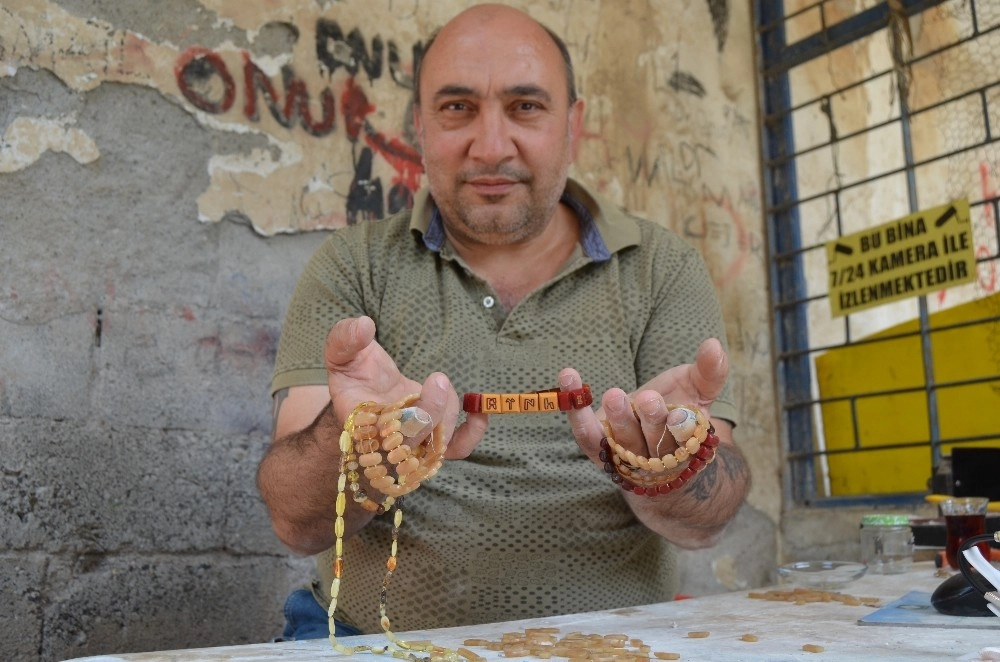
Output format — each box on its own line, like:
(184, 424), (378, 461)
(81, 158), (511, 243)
(861, 513), (910, 526)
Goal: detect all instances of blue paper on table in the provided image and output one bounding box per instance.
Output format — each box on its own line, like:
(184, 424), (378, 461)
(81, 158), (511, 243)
(859, 591), (1000, 629)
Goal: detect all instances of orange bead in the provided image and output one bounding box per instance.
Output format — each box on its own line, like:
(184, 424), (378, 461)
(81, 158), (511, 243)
(359, 452), (383, 467)
(538, 392), (559, 412)
(499, 393), (521, 413)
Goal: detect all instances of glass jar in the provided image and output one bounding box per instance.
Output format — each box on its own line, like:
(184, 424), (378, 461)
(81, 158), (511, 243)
(860, 514), (914, 574)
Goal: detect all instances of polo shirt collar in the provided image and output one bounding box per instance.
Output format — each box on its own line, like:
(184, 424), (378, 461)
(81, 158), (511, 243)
(410, 178), (640, 261)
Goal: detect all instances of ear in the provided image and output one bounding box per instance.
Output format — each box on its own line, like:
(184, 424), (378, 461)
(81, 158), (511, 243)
(568, 98), (585, 161)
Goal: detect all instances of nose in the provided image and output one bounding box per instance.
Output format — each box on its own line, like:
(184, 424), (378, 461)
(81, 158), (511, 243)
(467, 105), (517, 164)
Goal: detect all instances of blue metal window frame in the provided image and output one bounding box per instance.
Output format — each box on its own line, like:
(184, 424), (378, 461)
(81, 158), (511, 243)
(755, 0), (958, 507)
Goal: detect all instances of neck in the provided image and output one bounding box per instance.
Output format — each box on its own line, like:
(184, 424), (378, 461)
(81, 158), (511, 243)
(448, 202), (580, 310)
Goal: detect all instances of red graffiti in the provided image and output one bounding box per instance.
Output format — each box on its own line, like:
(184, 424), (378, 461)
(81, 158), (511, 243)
(341, 77), (374, 142)
(174, 45), (425, 220)
(175, 47), (236, 114)
(364, 132), (423, 191)
(340, 77), (423, 189)
(242, 53), (336, 136)
(703, 189), (750, 289)
(177, 46), (338, 136)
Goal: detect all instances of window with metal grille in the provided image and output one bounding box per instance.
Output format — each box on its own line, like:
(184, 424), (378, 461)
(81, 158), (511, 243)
(757, 0), (1000, 506)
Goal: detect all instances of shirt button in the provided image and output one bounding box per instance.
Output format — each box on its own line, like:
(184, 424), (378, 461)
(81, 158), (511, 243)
(482, 296), (495, 309)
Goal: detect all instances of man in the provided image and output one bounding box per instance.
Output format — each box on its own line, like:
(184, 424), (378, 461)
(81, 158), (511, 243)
(258, 3), (751, 639)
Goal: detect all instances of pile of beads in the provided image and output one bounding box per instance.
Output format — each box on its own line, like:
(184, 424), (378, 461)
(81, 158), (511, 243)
(460, 628), (685, 661)
(748, 587), (881, 608)
(600, 404), (720, 496)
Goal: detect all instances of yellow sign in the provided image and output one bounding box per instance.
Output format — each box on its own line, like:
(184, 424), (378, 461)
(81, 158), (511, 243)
(825, 200), (977, 317)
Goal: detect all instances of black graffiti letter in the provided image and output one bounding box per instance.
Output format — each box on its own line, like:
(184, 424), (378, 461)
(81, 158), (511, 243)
(315, 19), (384, 83)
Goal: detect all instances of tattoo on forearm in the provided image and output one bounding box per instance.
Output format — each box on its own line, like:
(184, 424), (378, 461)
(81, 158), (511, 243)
(688, 461), (718, 501)
(686, 445), (750, 502)
(718, 444), (751, 484)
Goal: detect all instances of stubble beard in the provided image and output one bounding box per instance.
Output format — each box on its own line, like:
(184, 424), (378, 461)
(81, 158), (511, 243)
(437, 165), (568, 247)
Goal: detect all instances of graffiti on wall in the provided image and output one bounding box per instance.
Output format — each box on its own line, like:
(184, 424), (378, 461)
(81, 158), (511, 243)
(1, 0), (757, 245)
(1, 0), (432, 234)
(173, 35), (424, 225)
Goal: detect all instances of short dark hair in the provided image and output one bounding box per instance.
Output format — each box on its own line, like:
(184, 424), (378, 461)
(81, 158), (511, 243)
(412, 21), (578, 107)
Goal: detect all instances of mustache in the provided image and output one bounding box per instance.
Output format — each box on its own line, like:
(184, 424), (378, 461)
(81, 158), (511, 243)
(459, 165), (531, 182)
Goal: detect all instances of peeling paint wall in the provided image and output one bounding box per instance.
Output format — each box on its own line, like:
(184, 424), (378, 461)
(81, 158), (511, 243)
(0, 1), (777, 660)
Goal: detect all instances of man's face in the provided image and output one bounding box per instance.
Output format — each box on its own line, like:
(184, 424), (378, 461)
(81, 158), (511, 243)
(414, 11), (583, 246)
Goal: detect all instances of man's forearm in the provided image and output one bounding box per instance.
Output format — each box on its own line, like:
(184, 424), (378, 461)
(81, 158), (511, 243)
(627, 442), (751, 549)
(257, 403), (375, 555)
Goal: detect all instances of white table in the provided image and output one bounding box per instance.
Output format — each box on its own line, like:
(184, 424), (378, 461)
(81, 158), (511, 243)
(66, 562), (999, 661)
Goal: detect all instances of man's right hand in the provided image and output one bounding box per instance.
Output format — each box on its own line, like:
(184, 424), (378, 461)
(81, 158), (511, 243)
(261, 316), (490, 555)
(323, 316), (487, 455)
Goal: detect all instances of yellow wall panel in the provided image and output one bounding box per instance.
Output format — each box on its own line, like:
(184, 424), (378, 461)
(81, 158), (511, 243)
(815, 292), (1000, 496)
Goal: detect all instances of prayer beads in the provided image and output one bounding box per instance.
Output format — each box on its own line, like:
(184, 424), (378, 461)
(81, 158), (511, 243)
(462, 385), (592, 413)
(600, 404), (719, 496)
(329, 396), (459, 661)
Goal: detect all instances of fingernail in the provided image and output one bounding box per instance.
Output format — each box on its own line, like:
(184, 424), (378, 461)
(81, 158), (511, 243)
(609, 394), (629, 414)
(638, 398), (663, 418)
(559, 372), (574, 388)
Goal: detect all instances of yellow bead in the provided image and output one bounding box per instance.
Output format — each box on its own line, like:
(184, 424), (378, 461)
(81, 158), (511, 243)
(393, 510), (403, 527)
(339, 430), (351, 453)
(336, 492), (346, 516)
(334, 517), (344, 538)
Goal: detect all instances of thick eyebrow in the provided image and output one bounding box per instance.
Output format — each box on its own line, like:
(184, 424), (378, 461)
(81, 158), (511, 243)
(431, 84), (553, 105)
(432, 84), (477, 104)
(506, 84), (552, 104)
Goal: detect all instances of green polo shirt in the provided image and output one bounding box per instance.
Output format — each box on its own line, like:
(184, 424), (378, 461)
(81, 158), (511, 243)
(272, 178), (736, 632)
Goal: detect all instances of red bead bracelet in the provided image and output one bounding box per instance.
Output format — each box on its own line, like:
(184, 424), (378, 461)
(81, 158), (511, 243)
(599, 405), (720, 497)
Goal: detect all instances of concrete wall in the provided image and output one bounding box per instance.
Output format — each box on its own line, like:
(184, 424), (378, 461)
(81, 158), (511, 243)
(0, 1), (777, 660)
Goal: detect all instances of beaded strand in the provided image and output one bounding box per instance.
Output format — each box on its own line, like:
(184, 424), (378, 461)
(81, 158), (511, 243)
(329, 396), (462, 661)
(462, 385), (593, 414)
(599, 404), (720, 496)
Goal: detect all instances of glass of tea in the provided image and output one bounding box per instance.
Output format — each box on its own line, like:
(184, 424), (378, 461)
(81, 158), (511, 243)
(939, 497), (990, 570)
